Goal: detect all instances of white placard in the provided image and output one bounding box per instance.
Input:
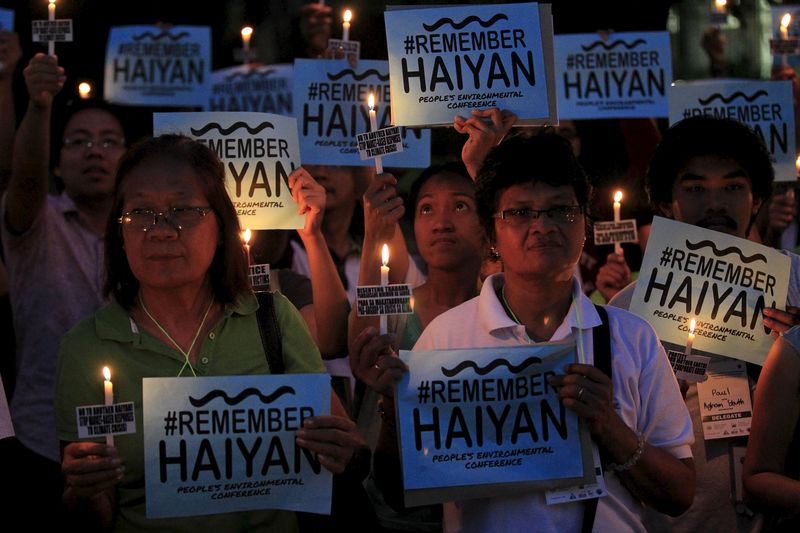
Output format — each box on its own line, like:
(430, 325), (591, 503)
(31, 19), (73, 43)
(76, 401), (136, 439)
(593, 220), (638, 246)
(356, 284), (413, 316)
(357, 126), (404, 160)
(206, 64), (293, 115)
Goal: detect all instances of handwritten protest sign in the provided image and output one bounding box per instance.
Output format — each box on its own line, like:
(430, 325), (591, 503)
(143, 374), (331, 518)
(105, 26), (211, 106)
(630, 217), (789, 365)
(396, 343), (593, 506)
(554, 32), (670, 119)
(669, 80), (796, 182)
(154, 112), (304, 230)
(76, 402), (136, 439)
(206, 64), (293, 115)
(696, 358), (752, 439)
(385, 2), (556, 127)
(293, 58), (430, 167)
(0, 8), (13, 30)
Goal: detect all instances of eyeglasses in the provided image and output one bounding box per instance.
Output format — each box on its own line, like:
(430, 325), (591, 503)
(494, 205), (583, 225)
(118, 207), (213, 232)
(63, 136), (125, 151)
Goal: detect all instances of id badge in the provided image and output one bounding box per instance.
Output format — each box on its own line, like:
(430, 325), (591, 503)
(696, 357), (752, 440)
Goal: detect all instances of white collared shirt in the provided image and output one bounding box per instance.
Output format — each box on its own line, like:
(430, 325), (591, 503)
(414, 273), (693, 533)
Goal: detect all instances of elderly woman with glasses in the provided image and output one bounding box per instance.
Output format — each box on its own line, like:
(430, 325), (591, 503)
(373, 134), (695, 532)
(52, 135), (367, 531)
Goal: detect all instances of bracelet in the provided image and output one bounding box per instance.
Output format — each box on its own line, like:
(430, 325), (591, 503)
(606, 433), (645, 473)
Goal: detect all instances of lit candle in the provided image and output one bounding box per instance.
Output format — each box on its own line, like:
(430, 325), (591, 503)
(242, 229), (252, 266)
(368, 93), (384, 174)
(684, 318), (696, 357)
(48, 0), (56, 56)
(380, 243), (389, 335)
(103, 366), (114, 447)
(241, 26), (253, 64)
(613, 190), (623, 255)
(78, 82), (92, 100)
(342, 9), (352, 42)
(781, 13), (792, 40)
(714, 0), (727, 14)
(796, 154), (800, 176)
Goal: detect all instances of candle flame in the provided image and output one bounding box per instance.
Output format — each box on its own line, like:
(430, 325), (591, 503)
(103, 366), (111, 381)
(689, 318), (696, 334)
(241, 26), (253, 39)
(49, 0), (56, 6)
(796, 154), (800, 172)
(782, 13), (792, 31)
(242, 229), (251, 244)
(343, 9), (352, 23)
(409, 295), (415, 312)
(368, 93), (375, 110)
(613, 190), (622, 203)
(381, 243), (389, 266)
(78, 82), (92, 99)
(715, 0), (726, 8)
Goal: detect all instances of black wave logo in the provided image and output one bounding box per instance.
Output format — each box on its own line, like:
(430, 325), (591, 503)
(580, 38), (647, 51)
(697, 90), (768, 105)
(224, 69), (275, 82)
(326, 69), (389, 82)
(190, 121), (275, 136)
(189, 385), (295, 407)
(441, 356), (543, 377)
(684, 239), (767, 264)
(131, 31), (190, 42)
(423, 13), (508, 32)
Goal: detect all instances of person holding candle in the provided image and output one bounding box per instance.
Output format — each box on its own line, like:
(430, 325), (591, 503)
(1, 52), (129, 525)
(603, 116), (800, 533)
(355, 135), (694, 532)
(54, 135), (368, 531)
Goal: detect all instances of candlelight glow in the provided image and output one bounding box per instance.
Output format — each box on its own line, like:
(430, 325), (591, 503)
(241, 26), (253, 40)
(614, 190), (622, 203)
(715, 0), (726, 9)
(381, 243), (389, 266)
(78, 82), (92, 99)
(103, 366), (111, 381)
(49, 0), (56, 7)
(343, 9), (352, 23)
(242, 229), (251, 244)
(368, 93), (375, 110)
(796, 154), (800, 173)
(689, 318), (696, 334)
(782, 13), (792, 31)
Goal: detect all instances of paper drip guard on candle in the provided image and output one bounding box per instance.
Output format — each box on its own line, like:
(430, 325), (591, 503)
(771, 13), (799, 57)
(242, 229), (271, 293)
(594, 190), (638, 252)
(364, 93), (389, 173)
(710, 0), (728, 25)
(32, 1), (73, 55)
(666, 318), (710, 382)
(75, 367), (137, 443)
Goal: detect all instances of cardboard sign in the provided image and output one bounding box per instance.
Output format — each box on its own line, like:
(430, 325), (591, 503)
(356, 284), (413, 316)
(544, 445), (607, 504)
(153, 112), (304, 230)
(143, 374), (331, 518)
(667, 350), (711, 383)
(396, 343), (593, 506)
(0, 377), (13, 439)
(327, 39), (360, 59)
(206, 64), (293, 115)
(0, 8), (13, 31)
(293, 58), (430, 167)
(593, 220), (638, 246)
(385, 2), (556, 127)
(76, 402), (136, 439)
(696, 357), (752, 440)
(630, 217), (790, 365)
(249, 263), (271, 292)
(356, 126), (403, 160)
(31, 19), (73, 43)
(554, 31), (671, 119)
(669, 80), (797, 182)
(105, 26), (211, 107)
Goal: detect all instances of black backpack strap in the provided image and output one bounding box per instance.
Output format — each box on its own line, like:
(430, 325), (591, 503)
(582, 304), (612, 533)
(255, 291), (284, 374)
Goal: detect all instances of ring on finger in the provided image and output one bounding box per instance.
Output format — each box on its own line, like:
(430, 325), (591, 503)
(577, 385), (585, 401)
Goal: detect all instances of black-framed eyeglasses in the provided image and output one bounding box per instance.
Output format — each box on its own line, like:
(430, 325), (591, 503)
(63, 136), (125, 151)
(494, 205), (583, 225)
(118, 207), (213, 232)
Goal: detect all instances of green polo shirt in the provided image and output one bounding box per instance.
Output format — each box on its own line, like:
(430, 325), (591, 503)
(55, 292), (325, 532)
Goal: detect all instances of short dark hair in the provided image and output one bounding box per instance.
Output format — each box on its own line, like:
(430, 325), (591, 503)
(475, 135), (589, 240)
(407, 161), (473, 223)
(646, 116), (774, 208)
(104, 135), (249, 308)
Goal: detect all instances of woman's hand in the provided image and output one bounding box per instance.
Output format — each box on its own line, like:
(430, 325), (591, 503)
(362, 172), (404, 243)
(295, 415), (368, 474)
(349, 326), (407, 397)
(763, 305), (800, 336)
(454, 108), (517, 180)
(548, 363), (620, 437)
(289, 167), (327, 237)
(595, 252), (631, 303)
(62, 442), (124, 501)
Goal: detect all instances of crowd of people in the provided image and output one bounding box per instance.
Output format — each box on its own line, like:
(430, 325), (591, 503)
(1, 2), (800, 532)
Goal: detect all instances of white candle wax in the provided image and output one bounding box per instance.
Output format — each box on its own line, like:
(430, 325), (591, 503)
(684, 318), (696, 357)
(613, 191), (622, 255)
(380, 244), (389, 334)
(48, 1), (56, 56)
(368, 93), (384, 174)
(103, 367), (114, 447)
